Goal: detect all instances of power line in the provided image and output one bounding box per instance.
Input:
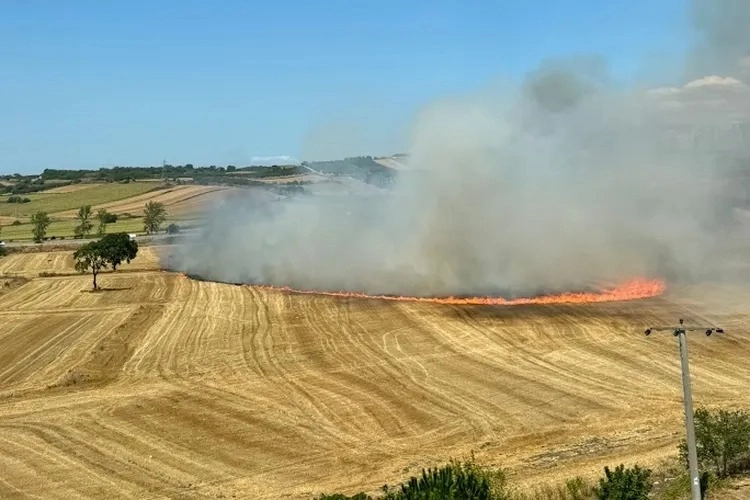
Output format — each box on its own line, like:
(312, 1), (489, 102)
(644, 318), (724, 500)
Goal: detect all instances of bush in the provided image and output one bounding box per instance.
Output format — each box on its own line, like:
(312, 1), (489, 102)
(317, 459), (510, 500)
(593, 464), (651, 500)
(681, 407), (750, 478)
(166, 223), (180, 234)
(392, 463), (493, 500)
(11, 220), (21, 226)
(514, 477), (594, 500)
(6, 195), (31, 204)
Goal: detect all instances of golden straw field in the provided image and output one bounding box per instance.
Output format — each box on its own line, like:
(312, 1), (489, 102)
(0, 246), (749, 499)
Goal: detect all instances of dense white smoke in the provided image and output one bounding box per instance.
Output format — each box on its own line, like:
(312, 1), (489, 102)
(164, 0), (750, 297)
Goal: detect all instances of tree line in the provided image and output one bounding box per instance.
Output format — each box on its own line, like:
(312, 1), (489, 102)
(14, 200), (170, 243)
(39, 164), (305, 183)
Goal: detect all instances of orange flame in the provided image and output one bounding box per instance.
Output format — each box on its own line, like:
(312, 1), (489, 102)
(252, 278), (666, 306)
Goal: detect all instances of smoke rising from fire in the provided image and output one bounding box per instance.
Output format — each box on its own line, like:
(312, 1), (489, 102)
(164, 0), (750, 297)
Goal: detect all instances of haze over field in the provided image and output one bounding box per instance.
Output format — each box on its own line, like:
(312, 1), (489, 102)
(167, 0), (750, 297)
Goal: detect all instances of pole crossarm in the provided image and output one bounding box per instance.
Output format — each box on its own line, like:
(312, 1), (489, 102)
(645, 319), (724, 336)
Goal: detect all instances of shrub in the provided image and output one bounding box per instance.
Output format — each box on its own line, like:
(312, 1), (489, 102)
(392, 463), (493, 500)
(317, 459), (510, 500)
(593, 464), (651, 500)
(11, 220), (21, 226)
(680, 407), (750, 478)
(7, 195), (31, 203)
(166, 223), (180, 234)
(514, 477), (595, 500)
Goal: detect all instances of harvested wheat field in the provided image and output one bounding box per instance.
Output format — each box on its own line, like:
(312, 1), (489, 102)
(0, 252), (749, 499)
(54, 185), (228, 219)
(0, 247), (161, 278)
(42, 183), (106, 194)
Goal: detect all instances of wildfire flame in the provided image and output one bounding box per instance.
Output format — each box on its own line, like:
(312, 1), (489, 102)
(251, 278), (666, 306)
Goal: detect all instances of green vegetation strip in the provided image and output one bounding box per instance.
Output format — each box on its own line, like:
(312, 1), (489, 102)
(0, 182), (158, 217)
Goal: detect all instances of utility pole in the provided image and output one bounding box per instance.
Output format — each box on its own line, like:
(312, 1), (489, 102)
(644, 319), (724, 500)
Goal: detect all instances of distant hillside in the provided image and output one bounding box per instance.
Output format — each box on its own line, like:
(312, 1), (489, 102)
(302, 156), (397, 187)
(1, 155), (406, 197)
(374, 154), (411, 170)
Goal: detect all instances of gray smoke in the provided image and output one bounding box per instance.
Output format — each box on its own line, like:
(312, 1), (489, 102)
(163, 0), (750, 297)
(687, 0), (750, 79)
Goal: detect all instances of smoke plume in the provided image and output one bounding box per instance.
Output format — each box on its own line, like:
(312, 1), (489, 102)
(164, 0), (750, 297)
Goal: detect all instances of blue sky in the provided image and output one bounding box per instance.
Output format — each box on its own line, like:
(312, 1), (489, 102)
(1, 0), (691, 174)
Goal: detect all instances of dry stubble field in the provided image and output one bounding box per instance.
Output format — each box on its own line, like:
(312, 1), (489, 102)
(0, 248), (749, 499)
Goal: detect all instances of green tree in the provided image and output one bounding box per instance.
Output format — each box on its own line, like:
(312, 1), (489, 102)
(74, 205), (93, 238)
(96, 209), (109, 235)
(73, 241), (108, 290)
(680, 407), (750, 478)
(594, 464), (652, 500)
(30, 211), (51, 242)
(143, 201), (167, 234)
(98, 232), (138, 270)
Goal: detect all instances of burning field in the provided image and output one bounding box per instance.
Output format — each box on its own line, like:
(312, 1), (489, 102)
(261, 277), (667, 305)
(162, 46), (746, 302)
(203, 277), (668, 306)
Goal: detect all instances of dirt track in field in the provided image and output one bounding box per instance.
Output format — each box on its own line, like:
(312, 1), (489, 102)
(0, 250), (749, 499)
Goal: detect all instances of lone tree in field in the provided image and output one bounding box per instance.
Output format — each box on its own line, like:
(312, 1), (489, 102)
(30, 211), (51, 243)
(143, 201), (167, 234)
(98, 232), (138, 270)
(96, 208), (109, 235)
(74, 204), (94, 238)
(73, 241), (108, 290)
